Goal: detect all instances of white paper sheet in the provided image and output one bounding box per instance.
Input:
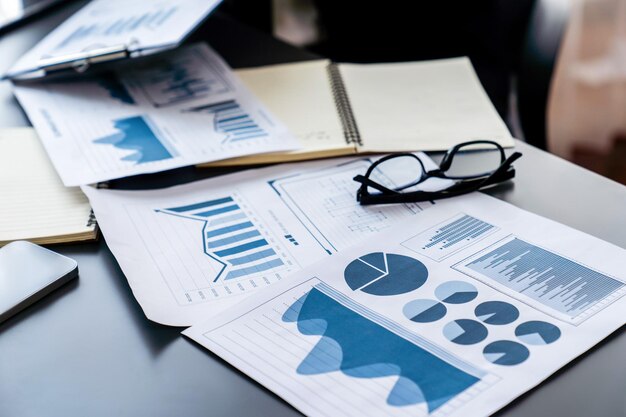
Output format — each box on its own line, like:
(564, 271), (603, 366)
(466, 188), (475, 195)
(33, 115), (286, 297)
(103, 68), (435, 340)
(6, 0), (223, 77)
(81, 154), (444, 326)
(13, 43), (299, 186)
(184, 192), (626, 417)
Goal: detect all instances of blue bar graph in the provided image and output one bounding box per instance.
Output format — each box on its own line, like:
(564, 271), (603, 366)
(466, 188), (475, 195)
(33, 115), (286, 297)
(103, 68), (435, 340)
(207, 230), (261, 248)
(463, 238), (625, 319)
(93, 115), (177, 164)
(187, 100), (268, 144)
(159, 196), (284, 282)
(402, 214), (498, 261)
(196, 204), (240, 217)
(56, 6), (178, 50)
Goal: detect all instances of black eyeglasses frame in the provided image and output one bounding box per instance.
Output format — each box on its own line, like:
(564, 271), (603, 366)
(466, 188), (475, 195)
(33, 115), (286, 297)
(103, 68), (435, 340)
(354, 140), (523, 205)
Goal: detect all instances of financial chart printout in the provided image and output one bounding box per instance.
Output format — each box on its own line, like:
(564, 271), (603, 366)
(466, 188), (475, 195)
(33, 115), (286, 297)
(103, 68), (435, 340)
(7, 0), (223, 77)
(82, 154), (438, 325)
(185, 192), (626, 417)
(13, 43), (299, 185)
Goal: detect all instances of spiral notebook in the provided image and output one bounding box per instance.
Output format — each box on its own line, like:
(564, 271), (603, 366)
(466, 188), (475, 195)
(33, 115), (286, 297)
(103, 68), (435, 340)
(0, 128), (97, 246)
(202, 57), (513, 167)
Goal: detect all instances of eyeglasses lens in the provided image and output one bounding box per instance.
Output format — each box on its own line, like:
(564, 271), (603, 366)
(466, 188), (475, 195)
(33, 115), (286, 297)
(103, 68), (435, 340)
(369, 155), (426, 193)
(445, 143), (503, 179)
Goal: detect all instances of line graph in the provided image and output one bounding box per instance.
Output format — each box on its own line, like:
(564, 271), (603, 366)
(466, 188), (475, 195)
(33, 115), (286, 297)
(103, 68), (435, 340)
(269, 160), (423, 253)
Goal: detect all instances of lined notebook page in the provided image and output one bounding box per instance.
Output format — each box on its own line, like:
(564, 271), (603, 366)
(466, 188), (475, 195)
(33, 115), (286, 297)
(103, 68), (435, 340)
(339, 57), (514, 152)
(229, 60), (352, 163)
(0, 128), (95, 246)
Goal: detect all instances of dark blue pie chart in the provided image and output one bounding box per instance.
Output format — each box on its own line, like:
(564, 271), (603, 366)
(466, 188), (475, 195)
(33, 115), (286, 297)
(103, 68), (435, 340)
(344, 252), (428, 296)
(483, 340), (529, 366)
(443, 319), (488, 345)
(435, 281), (478, 304)
(475, 301), (519, 325)
(515, 321), (561, 345)
(403, 299), (447, 323)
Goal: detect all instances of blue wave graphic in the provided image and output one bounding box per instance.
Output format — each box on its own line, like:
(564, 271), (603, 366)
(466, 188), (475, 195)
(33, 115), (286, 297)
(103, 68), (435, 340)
(94, 116), (174, 164)
(283, 287), (480, 411)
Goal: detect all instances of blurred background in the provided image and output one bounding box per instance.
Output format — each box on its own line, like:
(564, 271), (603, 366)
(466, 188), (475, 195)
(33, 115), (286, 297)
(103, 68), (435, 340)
(224, 0), (626, 185)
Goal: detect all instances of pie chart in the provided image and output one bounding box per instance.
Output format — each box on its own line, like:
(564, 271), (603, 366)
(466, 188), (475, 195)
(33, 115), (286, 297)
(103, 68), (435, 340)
(344, 252), (428, 296)
(515, 321), (561, 345)
(443, 319), (488, 345)
(475, 301), (519, 325)
(435, 281), (478, 304)
(403, 299), (447, 323)
(483, 340), (529, 366)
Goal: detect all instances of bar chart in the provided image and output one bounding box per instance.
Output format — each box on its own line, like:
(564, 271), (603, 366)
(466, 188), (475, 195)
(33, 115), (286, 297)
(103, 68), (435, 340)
(402, 213), (498, 261)
(457, 236), (625, 322)
(161, 196), (286, 282)
(188, 100), (268, 144)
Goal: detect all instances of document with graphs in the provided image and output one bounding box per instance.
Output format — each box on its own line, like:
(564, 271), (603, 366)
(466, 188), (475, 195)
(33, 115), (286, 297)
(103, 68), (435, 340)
(5, 0), (223, 79)
(81, 154), (447, 326)
(184, 192), (626, 417)
(12, 43), (299, 186)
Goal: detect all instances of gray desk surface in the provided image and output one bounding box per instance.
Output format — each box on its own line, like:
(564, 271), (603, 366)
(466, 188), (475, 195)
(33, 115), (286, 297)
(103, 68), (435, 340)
(0, 4), (625, 417)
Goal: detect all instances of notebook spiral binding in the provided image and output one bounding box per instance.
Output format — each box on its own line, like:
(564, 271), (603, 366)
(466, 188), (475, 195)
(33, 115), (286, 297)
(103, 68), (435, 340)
(327, 63), (362, 147)
(86, 210), (97, 228)
(84, 182), (110, 228)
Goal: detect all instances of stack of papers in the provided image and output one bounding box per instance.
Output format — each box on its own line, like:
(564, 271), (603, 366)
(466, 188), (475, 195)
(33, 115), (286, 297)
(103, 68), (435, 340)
(13, 43), (300, 185)
(81, 154), (443, 325)
(183, 192), (626, 416)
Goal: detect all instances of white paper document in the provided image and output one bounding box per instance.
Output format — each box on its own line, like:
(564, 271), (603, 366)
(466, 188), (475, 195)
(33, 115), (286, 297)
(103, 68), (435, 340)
(6, 0), (223, 78)
(81, 155), (441, 326)
(13, 43), (299, 186)
(184, 193), (626, 417)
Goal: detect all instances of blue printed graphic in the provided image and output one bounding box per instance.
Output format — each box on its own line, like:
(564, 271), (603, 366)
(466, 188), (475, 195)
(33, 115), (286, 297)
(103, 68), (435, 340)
(97, 74), (135, 105)
(422, 214), (495, 251)
(344, 252), (428, 296)
(283, 287), (482, 411)
(158, 196), (284, 282)
(475, 301), (519, 325)
(443, 319), (488, 345)
(435, 281), (478, 304)
(465, 238), (625, 319)
(93, 116), (176, 164)
(483, 340), (529, 366)
(403, 299), (447, 323)
(403, 213), (498, 261)
(188, 100), (268, 144)
(515, 321), (561, 345)
(137, 50), (230, 107)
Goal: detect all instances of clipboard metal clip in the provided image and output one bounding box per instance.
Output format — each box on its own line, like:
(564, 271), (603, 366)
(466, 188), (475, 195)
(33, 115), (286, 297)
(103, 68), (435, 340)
(37, 43), (132, 74)
(2, 40), (142, 80)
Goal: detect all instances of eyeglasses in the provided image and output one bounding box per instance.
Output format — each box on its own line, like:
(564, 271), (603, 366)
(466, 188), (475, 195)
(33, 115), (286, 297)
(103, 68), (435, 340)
(353, 140), (522, 205)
